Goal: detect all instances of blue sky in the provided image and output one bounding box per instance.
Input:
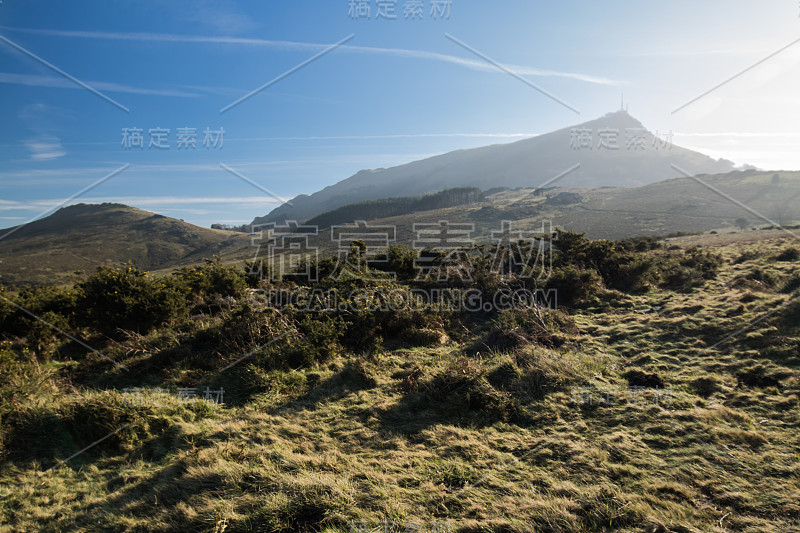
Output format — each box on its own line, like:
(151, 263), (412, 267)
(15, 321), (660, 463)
(1, 0), (799, 227)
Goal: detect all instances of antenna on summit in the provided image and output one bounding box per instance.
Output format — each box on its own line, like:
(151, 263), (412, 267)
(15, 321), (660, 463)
(620, 93), (628, 112)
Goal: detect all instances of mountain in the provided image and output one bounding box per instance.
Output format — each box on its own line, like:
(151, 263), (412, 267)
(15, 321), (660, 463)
(254, 110), (736, 225)
(0, 203), (251, 286)
(284, 170), (800, 261)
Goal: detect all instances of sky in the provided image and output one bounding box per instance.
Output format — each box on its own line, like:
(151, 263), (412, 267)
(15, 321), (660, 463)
(1, 0), (799, 228)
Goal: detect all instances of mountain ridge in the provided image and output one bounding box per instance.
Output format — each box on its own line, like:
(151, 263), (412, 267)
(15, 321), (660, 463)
(254, 110), (736, 225)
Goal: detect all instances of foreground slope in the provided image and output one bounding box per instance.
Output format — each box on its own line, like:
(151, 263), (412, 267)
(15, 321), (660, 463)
(1, 230), (798, 532)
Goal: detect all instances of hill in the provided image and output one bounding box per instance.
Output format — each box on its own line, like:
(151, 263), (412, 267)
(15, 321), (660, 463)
(0, 203), (251, 286)
(255, 110), (736, 224)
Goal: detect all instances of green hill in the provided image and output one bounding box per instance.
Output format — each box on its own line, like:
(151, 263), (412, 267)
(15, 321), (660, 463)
(0, 203), (251, 287)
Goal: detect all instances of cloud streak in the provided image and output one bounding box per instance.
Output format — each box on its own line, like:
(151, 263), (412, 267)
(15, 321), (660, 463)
(0, 196), (287, 212)
(0, 72), (200, 97)
(3, 27), (620, 86)
(24, 136), (66, 160)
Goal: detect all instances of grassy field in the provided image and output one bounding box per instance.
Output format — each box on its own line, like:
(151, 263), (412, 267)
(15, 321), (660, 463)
(0, 230), (798, 532)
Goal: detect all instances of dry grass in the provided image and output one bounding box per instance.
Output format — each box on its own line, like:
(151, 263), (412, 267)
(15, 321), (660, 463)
(1, 233), (799, 532)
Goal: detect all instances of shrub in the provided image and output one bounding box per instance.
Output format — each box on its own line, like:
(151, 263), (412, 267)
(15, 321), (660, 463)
(176, 257), (247, 305)
(662, 247), (723, 292)
(681, 247), (723, 279)
(734, 250), (760, 264)
(1, 391), (191, 462)
(616, 235), (663, 252)
(0, 285), (77, 339)
(551, 231), (660, 295)
(24, 310), (72, 361)
(663, 266), (706, 292)
(76, 264), (187, 335)
(483, 308), (573, 351)
(776, 247), (800, 262)
(408, 357), (520, 424)
(286, 314), (347, 367)
(546, 266), (603, 307)
(782, 273), (800, 294)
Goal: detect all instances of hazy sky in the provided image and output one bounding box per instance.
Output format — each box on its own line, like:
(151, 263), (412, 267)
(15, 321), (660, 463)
(1, 1), (799, 227)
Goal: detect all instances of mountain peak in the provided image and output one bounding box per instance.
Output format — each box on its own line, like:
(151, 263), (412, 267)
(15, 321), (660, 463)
(254, 111), (734, 224)
(584, 109), (645, 130)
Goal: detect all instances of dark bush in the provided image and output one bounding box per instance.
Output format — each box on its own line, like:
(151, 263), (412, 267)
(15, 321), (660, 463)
(176, 257), (247, 305)
(285, 314), (347, 367)
(0, 285), (77, 339)
(546, 266), (602, 307)
(76, 264), (187, 335)
(782, 273), (800, 294)
(776, 247), (800, 262)
(662, 247), (723, 292)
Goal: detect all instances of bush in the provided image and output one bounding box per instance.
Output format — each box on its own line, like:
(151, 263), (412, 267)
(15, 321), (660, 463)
(176, 257), (247, 306)
(734, 250), (760, 264)
(408, 357), (520, 424)
(616, 235), (663, 252)
(662, 266), (706, 292)
(24, 310), (72, 360)
(662, 247), (723, 292)
(286, 314), (347, 367)
(551, 231), (660, 295)
(1, 391), (192, 462)
(681, 247), (723, 279)
(76, 264), (187, 335)
(483, 308), (573, 351)
(0, 285), (77, 339)
(546, 266), (603, 307)
(782, 273), (800, 294)
(776, 247), (800, 262)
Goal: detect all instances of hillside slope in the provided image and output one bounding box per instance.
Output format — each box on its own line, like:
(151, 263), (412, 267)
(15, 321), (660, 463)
(0, 204), (251, 286)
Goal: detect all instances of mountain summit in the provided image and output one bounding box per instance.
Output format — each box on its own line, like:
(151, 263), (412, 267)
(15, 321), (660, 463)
(254, 111), (735, 224)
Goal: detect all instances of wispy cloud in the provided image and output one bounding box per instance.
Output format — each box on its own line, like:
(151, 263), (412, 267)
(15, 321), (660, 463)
(0, 196), (287, 212)
(18, 103), (67, 160)
(24, 136), (66, 160)
(228, 132), (541, 142)
(675, 132), (800, 138)
(3, 27), (620, 86)
(0, 72), (200, 97)
(181, 0), (259, 34)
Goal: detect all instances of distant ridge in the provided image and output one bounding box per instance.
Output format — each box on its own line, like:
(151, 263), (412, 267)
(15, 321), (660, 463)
(254, 110), (736, 224)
